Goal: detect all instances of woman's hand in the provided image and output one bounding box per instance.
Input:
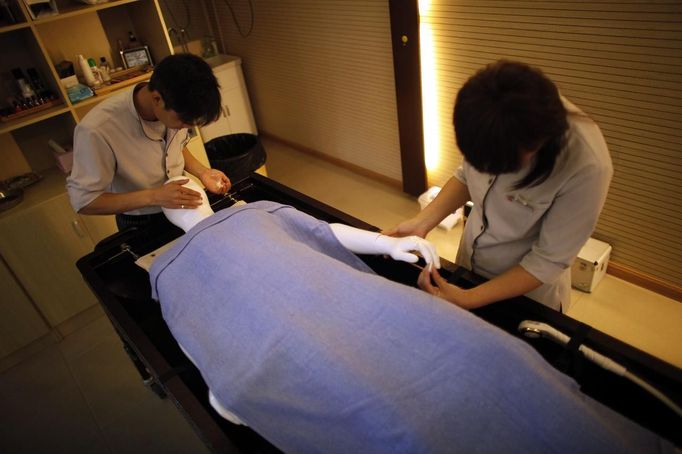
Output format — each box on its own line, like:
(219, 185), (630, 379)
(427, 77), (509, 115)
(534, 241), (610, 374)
(418, 265), (473, 309)
(201, 169), (231, 194)
(383, 216), (431, 239)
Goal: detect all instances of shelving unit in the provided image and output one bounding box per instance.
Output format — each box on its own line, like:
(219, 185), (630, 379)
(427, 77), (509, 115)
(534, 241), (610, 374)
(1, 0), (173, 174)
(0, 0), (175, 362)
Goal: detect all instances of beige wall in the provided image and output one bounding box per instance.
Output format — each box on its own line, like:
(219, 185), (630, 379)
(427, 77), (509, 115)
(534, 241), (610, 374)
(422, 1), (682, 289)
(198, 1), (681, 291)
(206, 0), (403, 182)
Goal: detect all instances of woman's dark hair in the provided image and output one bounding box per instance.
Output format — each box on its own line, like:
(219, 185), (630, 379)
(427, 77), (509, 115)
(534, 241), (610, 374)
(148, 53), (221, 126)
(453, 60), (568, 188)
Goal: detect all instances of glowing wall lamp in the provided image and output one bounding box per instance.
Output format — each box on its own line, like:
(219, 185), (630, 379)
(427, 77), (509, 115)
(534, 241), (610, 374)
(418, 0), (441, 173)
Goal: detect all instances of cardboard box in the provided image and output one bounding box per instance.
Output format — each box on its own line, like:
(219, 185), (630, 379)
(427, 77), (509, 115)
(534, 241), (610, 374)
(48, 140), (73, 173)
(60, 75), (78, 89)
(571, 237), (612, 292)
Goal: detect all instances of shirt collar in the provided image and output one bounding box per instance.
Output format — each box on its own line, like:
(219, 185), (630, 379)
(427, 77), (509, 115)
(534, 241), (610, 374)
(127, 83), (166, 141)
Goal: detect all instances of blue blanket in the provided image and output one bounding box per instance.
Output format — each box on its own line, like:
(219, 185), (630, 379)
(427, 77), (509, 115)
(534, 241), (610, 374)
(150, 201), (672, 453)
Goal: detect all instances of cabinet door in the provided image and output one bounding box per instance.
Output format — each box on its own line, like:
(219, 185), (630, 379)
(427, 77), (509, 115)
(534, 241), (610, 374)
(0, 257), (49, 358)
(222, 84), (256, 134)
(79, 214), (117, 246)
(199, 62), (257, 143)
(0, 194), (98, 326)
(200, 104), (233, 143)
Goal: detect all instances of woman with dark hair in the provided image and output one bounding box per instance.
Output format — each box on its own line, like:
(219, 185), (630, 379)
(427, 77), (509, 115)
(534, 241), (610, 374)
(67, 53), (230, 231)
(390, 60), (613, 311)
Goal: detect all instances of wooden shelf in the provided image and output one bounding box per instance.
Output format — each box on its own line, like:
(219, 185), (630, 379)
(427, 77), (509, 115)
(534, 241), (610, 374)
(0, 104), (71, 135)
(0, 167), (67, 220)
(94, 70), (152, 94)
(29, 0), (140, 25)
(0, 22), (29, 34)
(0, 0), (173, 361)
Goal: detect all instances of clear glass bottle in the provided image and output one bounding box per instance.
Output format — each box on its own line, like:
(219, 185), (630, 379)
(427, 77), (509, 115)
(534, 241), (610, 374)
(127, 31), (138, 49)
(202, 36), (218, 58)
(11, 68), (36, 99)
(99, 57), (111, 83)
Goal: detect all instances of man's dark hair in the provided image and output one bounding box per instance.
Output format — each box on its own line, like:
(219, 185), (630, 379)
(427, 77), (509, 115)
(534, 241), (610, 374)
(453, 60), (568, 188)
(148, 53), (221, 126)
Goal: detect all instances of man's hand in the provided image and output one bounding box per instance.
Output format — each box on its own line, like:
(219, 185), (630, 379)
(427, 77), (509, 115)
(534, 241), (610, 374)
(155, 178), (202, 209)
(200, 168), (231, 194)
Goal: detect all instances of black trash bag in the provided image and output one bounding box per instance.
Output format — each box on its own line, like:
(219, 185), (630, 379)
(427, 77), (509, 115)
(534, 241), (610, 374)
(204, 133), (267, 183)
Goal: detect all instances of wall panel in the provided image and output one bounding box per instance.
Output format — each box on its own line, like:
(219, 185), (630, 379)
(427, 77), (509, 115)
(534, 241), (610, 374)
(422, 1), (682, 288)
(209, 0), (402, 181)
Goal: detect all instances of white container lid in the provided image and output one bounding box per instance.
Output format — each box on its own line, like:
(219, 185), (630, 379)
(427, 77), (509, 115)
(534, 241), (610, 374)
(204, 54), (241, 69)
(579, 237), (611, 263)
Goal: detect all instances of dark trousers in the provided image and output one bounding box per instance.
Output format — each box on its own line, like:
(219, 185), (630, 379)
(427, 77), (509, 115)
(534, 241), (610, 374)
(115, 212), (172, 231)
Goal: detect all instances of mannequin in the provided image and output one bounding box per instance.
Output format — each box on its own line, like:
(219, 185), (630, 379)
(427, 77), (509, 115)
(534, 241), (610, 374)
(161, 176), (440, 425)
(151, 177), (670, 453)
(162, 176), (441, 268)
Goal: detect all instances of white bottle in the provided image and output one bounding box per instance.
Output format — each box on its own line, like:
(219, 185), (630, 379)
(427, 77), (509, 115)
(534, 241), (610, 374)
(77, 54), (97, 88)
(87, 58), (103, 87)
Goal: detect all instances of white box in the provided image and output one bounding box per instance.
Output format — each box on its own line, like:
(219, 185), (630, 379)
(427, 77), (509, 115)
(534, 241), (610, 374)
(417, 186), (462, 231)
(60, 75), (78, 89)
(571, 237), (612, 292)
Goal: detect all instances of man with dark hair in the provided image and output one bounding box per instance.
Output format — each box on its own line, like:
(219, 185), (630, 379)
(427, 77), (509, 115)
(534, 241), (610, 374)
(67, 53), (230, 230)
(390, 60), (613, 311)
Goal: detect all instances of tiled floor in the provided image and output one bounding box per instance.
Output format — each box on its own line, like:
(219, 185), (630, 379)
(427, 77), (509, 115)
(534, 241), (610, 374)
(1, 137), (680, 453)
(0, 310), (211, 454)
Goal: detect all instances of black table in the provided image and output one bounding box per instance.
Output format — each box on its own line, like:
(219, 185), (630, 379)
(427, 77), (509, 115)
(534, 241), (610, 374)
(77, 174), (681, 452)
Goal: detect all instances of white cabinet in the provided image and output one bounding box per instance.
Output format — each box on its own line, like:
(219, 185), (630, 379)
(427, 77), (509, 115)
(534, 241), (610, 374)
(0, 170), (117, 331)
(0, 257), (49, 358)
(0, 193), (104, 326)
(0, 0), (171, 356)
(199, 55), (257, 143)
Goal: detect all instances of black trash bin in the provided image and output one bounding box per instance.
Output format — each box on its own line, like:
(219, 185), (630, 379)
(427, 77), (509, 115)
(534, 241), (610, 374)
(204, 133), (267, 183)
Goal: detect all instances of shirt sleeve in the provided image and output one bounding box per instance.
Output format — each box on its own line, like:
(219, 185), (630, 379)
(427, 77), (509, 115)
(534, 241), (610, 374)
(520, 160), (613, 284)
(66, 123), (116, 212)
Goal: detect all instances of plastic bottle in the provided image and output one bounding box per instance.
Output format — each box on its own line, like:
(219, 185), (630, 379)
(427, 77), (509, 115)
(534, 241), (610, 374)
(87, 58), (103, 87)
(98, 57), (111, 83)
(127, 31), (138, 48)
(77, 54), (97, 88)
(11, 68), (36, 99)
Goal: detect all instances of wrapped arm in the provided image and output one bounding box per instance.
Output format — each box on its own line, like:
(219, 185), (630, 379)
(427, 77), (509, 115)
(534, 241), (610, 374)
(329, 223), (440, 268)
